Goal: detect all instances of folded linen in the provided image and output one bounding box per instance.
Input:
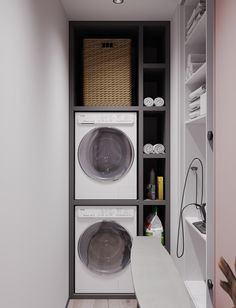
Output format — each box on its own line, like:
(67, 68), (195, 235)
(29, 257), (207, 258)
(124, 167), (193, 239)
(189, 85), (206, 101)
(189, 110), (201, 119)
(187, 54), (206, 66)
(143, 144), (154, 154)
(153, 144), (165, 154)
(186, 1), (206, 33)
(144, 97), (154, 107)
(154, 97), (165, 107)
(189, 98), (200, 109)
(186, 63), (204, 80)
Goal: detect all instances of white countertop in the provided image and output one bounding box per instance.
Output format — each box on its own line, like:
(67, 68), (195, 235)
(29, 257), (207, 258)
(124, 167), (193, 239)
(131, 237), (192, 308)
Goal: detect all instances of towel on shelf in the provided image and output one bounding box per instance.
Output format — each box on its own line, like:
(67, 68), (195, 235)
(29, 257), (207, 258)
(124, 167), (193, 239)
(153, 144), (165, 154)
(187, 54), (206, 66)
(189, 85), (206, 101)
(189, 110), (201, 119)
(186, 63), (204, 80)
(186, 1), (206, 39)
(186, 1), (206, 30)
(144, 97), (154, 107)
(143, 144), (154, 154)
(189, 98), (200, 110)
(154, 97), (165, 107)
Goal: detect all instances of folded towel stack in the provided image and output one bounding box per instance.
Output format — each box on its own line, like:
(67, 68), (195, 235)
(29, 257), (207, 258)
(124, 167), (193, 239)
(188, 84), (206, 120)
(186, 0), (206, 40)
(144, 97), (165, 107)
(143, 144), (165, 155)
(186, 53), (206, 80)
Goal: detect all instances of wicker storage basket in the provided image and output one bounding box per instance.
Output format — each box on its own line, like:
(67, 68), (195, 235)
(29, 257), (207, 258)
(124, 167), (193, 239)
(83, 39), (132, 106)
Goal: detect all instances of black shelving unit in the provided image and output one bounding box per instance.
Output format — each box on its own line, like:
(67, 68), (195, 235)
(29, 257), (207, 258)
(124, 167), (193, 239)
(69, 21), (170, 299)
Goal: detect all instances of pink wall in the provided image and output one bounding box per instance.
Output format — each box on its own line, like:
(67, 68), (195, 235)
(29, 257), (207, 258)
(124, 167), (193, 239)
(215, 0), (236, 307)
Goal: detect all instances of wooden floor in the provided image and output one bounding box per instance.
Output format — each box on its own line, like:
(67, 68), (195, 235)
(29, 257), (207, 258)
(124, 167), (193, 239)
(68, 299), (138, 308)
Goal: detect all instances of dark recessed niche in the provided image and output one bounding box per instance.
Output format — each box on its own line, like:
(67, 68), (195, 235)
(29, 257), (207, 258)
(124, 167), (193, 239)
(72, 24), (139, 107)
(143, 68), (165, 101)
(144, 112), (165, 146)
(143, 26), (166, 64)
(143, 159), (165, 201)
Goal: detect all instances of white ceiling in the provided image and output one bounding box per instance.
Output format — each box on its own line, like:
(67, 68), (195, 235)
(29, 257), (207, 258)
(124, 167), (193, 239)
(60, 0), (181, 21)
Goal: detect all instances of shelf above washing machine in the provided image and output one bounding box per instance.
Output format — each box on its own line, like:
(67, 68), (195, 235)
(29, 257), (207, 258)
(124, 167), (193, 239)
(73, 106), (140, 112)
(74, 199), (139, 206)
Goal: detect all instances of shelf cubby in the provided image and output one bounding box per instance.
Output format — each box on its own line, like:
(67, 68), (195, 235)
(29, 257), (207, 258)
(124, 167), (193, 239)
(143, 111), (165, 146)
(143, 68), (165, 103)
(72, 23), (139, 107)
(143, 204), (166, 243)
(143, 26), (166, 64)
(143, 158), (165, 201)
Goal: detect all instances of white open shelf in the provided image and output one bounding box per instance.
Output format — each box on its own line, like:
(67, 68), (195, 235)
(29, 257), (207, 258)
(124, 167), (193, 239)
(185, 280), (206, 308)
(185, 216), (206, 241)
(185, 63), (206, 87)
(185, 12), (206, 50)
(185, 114), (206, 125)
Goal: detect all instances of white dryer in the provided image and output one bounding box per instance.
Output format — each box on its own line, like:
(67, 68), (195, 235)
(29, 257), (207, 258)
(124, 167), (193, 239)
(75, 206), (137, 294)
(75, 112), (137, 199)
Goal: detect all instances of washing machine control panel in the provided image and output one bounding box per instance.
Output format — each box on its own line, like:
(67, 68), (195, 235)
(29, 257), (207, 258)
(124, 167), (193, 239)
(78, 208), (135, 218)
(77, 113), (135, 125)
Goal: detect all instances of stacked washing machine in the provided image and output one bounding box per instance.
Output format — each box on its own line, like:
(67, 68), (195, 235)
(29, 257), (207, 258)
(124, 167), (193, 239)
(74, 112), (137, 294)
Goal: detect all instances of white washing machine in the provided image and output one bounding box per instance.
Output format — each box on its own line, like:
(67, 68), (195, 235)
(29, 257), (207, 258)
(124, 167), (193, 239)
(75, 206), (137, 294)
(75, 112), (137, 199)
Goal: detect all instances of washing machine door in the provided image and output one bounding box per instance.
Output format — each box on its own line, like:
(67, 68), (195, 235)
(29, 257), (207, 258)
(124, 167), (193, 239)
(78, 221), (132, 274)
(78, 127), (134, 181)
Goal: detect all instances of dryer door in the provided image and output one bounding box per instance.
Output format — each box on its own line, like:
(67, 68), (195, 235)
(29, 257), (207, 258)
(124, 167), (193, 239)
(78, 127), (134, 181)
(78, 221), (132, 274)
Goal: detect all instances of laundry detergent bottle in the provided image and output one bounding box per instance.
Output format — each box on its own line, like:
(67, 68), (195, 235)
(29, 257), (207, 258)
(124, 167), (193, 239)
(145, 207), (164, 245)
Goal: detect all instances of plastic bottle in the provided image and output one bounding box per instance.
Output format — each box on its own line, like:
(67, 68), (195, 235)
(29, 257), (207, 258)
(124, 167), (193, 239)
(145, 207), (164, 245)
(146, 168), (156, 200)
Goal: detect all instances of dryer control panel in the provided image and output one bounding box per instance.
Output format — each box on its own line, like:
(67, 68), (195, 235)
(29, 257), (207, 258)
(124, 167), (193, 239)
(77, 207), (135, 218)
(77, 112), (135, 125)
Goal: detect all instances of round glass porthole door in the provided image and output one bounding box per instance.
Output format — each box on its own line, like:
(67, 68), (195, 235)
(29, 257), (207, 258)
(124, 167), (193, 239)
(78, 221), (132, 274)
(78, 127), (134, 181)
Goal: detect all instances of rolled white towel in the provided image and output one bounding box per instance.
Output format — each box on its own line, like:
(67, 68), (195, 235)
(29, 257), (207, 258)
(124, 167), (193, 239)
(143, 144), (154, 154)
(154, 97), (165, 107)
(144, 97), (154, 107)
(153, 144), (165, 154)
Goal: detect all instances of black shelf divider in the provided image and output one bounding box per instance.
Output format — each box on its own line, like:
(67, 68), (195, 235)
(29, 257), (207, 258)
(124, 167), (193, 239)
(143, 63), (166, 69)
(73, 106), (139, 112)
(143, 154), (166, 159)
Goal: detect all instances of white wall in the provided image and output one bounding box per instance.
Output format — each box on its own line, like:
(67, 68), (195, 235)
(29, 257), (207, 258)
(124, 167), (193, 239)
(215, 0), (236, 307)
(0, 1), (68, 307)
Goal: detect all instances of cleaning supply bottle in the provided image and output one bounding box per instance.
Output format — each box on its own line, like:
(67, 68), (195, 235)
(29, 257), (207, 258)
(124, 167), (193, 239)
(146, 168), (156, 200)
(144, 207), (164, 245)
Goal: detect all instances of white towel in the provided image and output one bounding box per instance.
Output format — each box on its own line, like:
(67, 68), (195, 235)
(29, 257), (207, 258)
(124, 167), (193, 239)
(144, 97), (154, 107)
(143, 144), (154, 154)
(189, 85), (206, 101)
(153, 144), (165, 154)
(189, 98), (200, 110)
(189, 110), (201, 119)
(154, 97), (165, 107)
(187, 54), (206, 66)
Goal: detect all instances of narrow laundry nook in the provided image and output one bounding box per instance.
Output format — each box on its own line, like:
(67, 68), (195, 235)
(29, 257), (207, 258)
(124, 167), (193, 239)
(2, 1), (236, 308)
